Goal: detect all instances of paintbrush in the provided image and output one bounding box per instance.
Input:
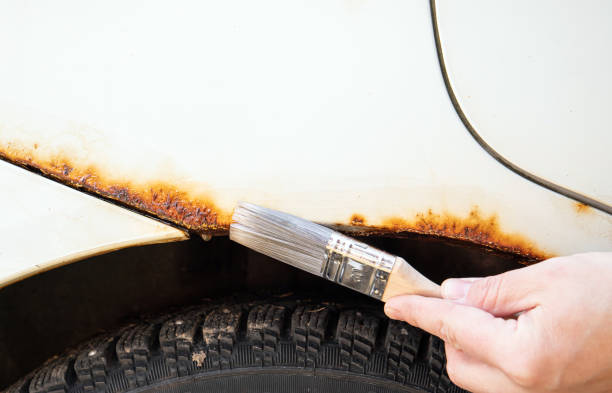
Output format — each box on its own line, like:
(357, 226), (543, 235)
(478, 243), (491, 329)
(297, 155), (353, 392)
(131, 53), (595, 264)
(229, 202), (440, 301)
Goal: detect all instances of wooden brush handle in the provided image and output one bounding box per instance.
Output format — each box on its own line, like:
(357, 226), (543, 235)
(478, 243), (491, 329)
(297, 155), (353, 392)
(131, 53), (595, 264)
(381, 257), (441, 301)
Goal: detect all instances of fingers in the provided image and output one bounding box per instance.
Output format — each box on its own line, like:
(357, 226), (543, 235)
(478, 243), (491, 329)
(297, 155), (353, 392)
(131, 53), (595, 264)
(442, 266), (542, 317)
(445, 345), (525, 393)
(385, 295), (517, 367)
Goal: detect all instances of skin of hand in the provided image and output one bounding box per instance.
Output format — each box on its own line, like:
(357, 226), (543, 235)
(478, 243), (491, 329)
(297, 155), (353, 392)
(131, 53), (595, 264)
(384, 252), (612, 393)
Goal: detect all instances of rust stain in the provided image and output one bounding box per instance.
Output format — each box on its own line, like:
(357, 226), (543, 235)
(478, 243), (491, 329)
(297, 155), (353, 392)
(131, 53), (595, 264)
(350, 214), (366, 226)
(574, 202), (592, 214)
(347, 207), (552, 261)
(0, 145), (552, 260)
(0, 149), (231, 233)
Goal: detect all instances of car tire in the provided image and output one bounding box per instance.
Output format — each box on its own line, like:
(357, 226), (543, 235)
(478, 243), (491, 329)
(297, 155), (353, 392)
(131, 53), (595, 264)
(6, 295), (464, 393)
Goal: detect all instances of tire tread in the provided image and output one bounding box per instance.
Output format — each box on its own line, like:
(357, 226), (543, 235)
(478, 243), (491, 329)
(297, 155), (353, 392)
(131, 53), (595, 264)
(6, 297), (465, 393)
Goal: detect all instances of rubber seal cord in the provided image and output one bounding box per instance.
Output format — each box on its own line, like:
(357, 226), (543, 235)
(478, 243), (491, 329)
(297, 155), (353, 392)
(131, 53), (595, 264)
(429, 0), (612, 216)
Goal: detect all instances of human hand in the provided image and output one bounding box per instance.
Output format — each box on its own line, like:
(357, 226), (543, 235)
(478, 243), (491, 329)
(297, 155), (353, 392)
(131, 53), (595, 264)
(384, 252), (612, 393)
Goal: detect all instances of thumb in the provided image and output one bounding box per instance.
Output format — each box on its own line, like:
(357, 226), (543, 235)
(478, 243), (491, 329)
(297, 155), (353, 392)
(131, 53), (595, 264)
(441, 268), (539, 317)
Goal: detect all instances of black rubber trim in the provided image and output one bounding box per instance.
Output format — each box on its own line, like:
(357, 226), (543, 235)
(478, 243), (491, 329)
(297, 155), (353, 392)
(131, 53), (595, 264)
(429, 0), (612, 216)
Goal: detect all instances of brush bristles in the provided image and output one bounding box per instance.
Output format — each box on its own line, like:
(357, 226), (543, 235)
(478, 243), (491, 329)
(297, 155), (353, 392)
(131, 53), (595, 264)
(229, 202), (334, 276)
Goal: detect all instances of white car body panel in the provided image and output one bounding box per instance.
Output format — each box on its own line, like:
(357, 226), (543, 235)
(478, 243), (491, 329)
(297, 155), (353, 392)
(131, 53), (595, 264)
(436, 0), (612, 206)
(0, 160), (187, 288)
(0, 0), (610, 285)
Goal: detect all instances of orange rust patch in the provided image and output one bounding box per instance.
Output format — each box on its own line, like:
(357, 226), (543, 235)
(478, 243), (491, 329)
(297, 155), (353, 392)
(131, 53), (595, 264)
(350, 214), (366, 226)
(0, 146), (552, 260)
(349, 207), (552, 261)
(574, 202), (592, 214)
(0, 150), (230, 233)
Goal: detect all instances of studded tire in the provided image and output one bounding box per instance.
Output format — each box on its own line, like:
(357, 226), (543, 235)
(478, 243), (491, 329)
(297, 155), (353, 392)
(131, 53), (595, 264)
(6, 296), (465, 393)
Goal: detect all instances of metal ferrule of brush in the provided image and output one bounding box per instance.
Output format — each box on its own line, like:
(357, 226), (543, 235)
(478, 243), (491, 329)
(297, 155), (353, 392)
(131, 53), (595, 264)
(322, 233), (397, 299)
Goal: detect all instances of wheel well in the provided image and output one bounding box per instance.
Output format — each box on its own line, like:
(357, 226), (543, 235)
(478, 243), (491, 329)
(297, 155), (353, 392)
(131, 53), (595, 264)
(0, 234), (525, 388)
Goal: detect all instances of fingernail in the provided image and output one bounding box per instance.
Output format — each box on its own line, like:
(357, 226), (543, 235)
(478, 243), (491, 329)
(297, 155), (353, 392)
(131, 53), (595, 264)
(384, 302), (401, 320)
(442, 279), (472, 302)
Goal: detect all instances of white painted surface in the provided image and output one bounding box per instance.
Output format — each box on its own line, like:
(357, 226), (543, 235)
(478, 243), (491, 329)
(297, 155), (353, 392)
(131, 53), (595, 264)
(0, 0), (610, 270)
(0, 160), (187, 288)
(436, 0), (612, 206)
